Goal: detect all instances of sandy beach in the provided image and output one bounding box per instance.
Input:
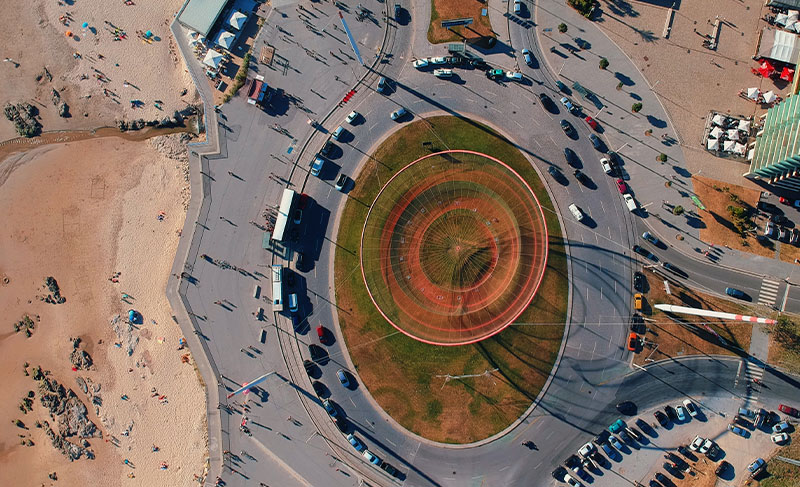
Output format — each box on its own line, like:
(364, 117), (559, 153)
(0, 134), (206, 486)
(0, 0), (196, 141)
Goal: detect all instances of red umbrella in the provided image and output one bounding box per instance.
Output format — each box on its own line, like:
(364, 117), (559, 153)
(759, 60), (776, 78)
(781, 67), (795, 81)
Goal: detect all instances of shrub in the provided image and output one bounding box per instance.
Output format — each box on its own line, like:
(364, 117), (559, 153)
(599, 58), (609, 70)
(617, 82), (623, 90)
(632, 102), (643, 113)
(225, 52), (252, 102)
(567, 0), (595, 17)
(658, 153), (667, 162)
(673, 205), (684, 215)
(558, 23), (568, 33)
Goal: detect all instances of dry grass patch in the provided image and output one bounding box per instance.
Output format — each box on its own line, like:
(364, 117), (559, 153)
(633, 273), (752, 365)
(693, 176), (772, 257)
(758, 430), (800, 487)
(334, 116), (566, 443)
(767, 316), (800, 374)
(428, 0), (494, 44)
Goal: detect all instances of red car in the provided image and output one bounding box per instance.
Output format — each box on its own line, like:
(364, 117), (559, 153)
(779, 404), (799, 417)
(779, 196), (800, 208)
(627, 332), (639, 351)
(317, 325), (327, 344)
(298, 193), (310, 209)
(585, 116), (599, 130)
(616, 179), (628, 194)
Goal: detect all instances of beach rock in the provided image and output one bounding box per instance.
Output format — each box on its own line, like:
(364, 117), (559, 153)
(50, 89), (61, 106)
(36, 67), (52, 83)
(131, 119), (145, 130)
(58, 102), (70, 118)
(75, 377), (88, 394)
(117, 120), (128, 131)
(44, 277), (66, 304)
(69, 339), (93, 371)
(4, 103), (18, 121)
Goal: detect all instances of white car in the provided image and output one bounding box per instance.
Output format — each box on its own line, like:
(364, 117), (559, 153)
(522, 48), (532, 65)
(623, 194), (638, 212)
(430, 56), (448, 65)
(568, 203), (585, 222)
(676, 405), (686, 422)
(683, 399), (698, 417)
(513, 0), (522, 15)
(505, 71), (523, 81)
(331, 125), (345, 141)
(690, 435), (704, 451)
(700, 438), (713, 454)
(578, 441), (595, 458)
(363, 450), (381, 465)
(433, 68), (453, 78)
(413, 58), (429, 69)
(564, 473), (583, 487)
(600, 157), (613, 175)
(773, 421), (790, 433)
(345, 111), (359, 124)
(772, 432), (789, 443)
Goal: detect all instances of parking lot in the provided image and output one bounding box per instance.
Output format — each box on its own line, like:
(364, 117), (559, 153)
(554, 396), (790, 487)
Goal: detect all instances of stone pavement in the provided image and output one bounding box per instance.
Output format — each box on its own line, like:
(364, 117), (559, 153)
(530, 0), (798, 284)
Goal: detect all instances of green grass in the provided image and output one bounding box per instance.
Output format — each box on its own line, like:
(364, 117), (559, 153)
(760, 431), (800, 487)
(334, 116), (567, 442)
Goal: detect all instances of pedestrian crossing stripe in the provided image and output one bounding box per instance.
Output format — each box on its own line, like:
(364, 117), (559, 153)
(757, 279), (780, 306)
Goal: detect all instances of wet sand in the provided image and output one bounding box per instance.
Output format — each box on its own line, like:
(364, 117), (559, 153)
(0, 135), (206, 486)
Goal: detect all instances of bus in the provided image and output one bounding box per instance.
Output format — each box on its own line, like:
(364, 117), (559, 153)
(271, 264), (283, 311)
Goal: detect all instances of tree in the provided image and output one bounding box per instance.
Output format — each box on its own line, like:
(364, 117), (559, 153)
(632, 102), (643, 113)
(673, 205), (684, 216)
(599, 58), (609, 70)
(558, 23), (568, 33)
(658, 153), (667, 162)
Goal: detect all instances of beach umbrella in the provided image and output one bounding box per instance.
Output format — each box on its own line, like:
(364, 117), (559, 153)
(216, 31), (235, 50)
(763, 90), (777, 104)
(781, 67), (795, 81)
(707, 138), (720, 150)
(65, 30), (72, 37)
(759, 60), (775, 78)
(146, 30), (152, 37)
(229, 11), (247, 30)
(746, 87), (760, 100)
(723, 140), (736, 152)
(709, 126), (724, 139)
(81, 22), (88, 29)
(203, 50), (223, 69)
(738, 120), (751, 132)
(711, 114), (726, 126)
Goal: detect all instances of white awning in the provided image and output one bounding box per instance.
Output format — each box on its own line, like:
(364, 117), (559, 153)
(747, 87), (761, 100)
(723, 140), (736, 151)
(763, 90), (777, 103)
(756, 27), (800, 64)
(776, 13), (790, 26)
(734, 143), (747, 155)
(727, 128), (741, 140)
(203, 50), (223, 69)
(215, 31), (235, 50)
(710, 126), (724, 138)
(712, 114), (726, 126)
(707, 138), (720, 150)
(738, 120), (751, 132)
(229, 11), (247, 30)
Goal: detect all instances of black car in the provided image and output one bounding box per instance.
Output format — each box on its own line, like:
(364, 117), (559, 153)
(618, 429), (633, 443)
(320, 141), (335, 157)
(565, 454), (582, 469)
(665, 405), (678, 421)
(655, 472), (669, 484)
(616, 401), (637, 415)
(715, 460), (730, 476)
(551, 466), (568, 481)
(633, 272), (645, 291)
(471, 59), (490, 70)
(560, 119), (573, 135)
(573, 169), (590, 186)
(661, 262), (688, 278)
(538, 92), (555, 110)
(771, 213), (790, 226)
(564, 147), (580, 167)
(547, 165), (563, 181)
(380, 462), (399, 476)
(630, 313), (645, 334)
(654, 410), (669, 426)
(649, 481), (663, 487)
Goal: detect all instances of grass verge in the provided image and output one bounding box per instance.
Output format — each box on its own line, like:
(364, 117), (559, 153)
(760, 430), (800, 486)
(428, 0), (494, 44)
(334, 116), (567, 443)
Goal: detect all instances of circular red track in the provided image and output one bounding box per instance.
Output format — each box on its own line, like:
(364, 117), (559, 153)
(360, 150), (548, 346)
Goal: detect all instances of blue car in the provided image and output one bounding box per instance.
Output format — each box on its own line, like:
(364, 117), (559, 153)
(609, 419), (625, 433)
(347, 433), (366, 452)
(726, 287), (744, 299)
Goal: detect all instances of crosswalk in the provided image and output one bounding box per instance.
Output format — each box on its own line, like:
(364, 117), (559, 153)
(757, 278), (780, 307)
(743, 361), (765, 401)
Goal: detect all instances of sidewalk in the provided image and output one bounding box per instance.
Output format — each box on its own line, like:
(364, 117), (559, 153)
(532, 0), (797, 282)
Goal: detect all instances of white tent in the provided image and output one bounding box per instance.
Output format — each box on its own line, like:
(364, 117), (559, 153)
(203, 50), (223, 69)
(723, 140), (736, 152)
(763, 90), (777, 103)
(709, 126), (724, 139)
(747, 87), (761, 100)
(229, 11), (247, 30)
(189, 38), (201, 47)
(734, 143), (747, 155)
(738, 119), (751, 132)
(788, 10), (799, 25)
(707, 138), (720, 150)
(215, 31), (235, 50)
(727, 128), (741, 140)
(776, 13), (790, 26)
(712, 114), (726, 126)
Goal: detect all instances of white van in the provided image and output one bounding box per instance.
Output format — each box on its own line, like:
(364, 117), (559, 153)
(568, 203), (584, 222)
(623, 194), (638, 212)
(433, 68), (453, 78)
(288, 293), (299, 313)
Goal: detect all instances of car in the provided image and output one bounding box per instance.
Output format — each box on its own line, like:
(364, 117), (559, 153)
(565, 454), (582, 469)
(568, 203), (585, 222)
(589, 449), (606, 466)
(676, 406), (686, 421)
(755, 409), (767, 428)
(552, 467), (568, 482)
(585, 116), (598, 130)
(609, 435), (623, 450)
(655, 473), (669, 484)
(632, 244), (658, 262)
(578, 442), (596, 457)
(556, 80), (568, 92)
(347, 433), (366, 451)
(642, 232), (660, 246)
(634, 293), (643, 311)
(430, 56), (448, 65)
(320, 141), (335, 157)
(780, 404), (799, 417)
(633, 272), (645, 292)
(337, 369), (350, 387)
(331, 125), (345, 141)
(758, 200), (779, 213)
(616, 179), (628, 194)
(779, 196), (800, 207)
(739, 407), (757, 420)
(522, 48), (533, 65)
(513, 0), (522, 14)
(764, 220), (776, 238)
(700, 438), (713, 454)
(505, 71), (523, 81)
(589, 134), (602, 150)
(600, 157), (613, 175)
(601, 442), (615, 458)
(394, 2), (402, 19)
(683, 399), (698, 417)
(469, 58), (489, 70)
(661, 262), (686, 277)
(626, 427), (642, 442)
(573, 169), (590, 185)
(772, 431), (790, 444)
(773, 420), (790, 433)
(581, 455), (598, 472)
(690, 436), (704, 451)
(630, 313), (645, 333)
(310, 156), (325, 177)
(363, 450), (381, 465)
(616, 401), (636, 415)
(772, 213), (790, 226)
(715, 460), (730, 476)
(649, 481), (662, 487)
(547, 165), (561, 179)
(792, 227), (800, 245)
(627, 332), (639, 351)
(563, 474), (583, 487)
(377, 76), (387, 93)
(380, 462), (398, 476)
(323, 399), (338, 418)
(334, 173), (348, 192)
(560, 96), (577, 113)
(346, 111), (359, 124)
(747, 458), (765, 477)
(779, 226), (789, 242)
(390, 107), (407, 121)
(564, 148), (579, 167)
(292, 209), (303, 224)
(317, 325), (326, 342)
(486, 68), (504, 80)
(609, 419), (626, 433)
(664, 405), (677, 421)
(538, 92), (554, 109)
(288, 293), (299, 312)
(560, 119), (573, 135)
(574, 37), (591, 49)
(413, 58), (429, 69)
(618, 429), (633, 443)
(433, 68), (453, 78)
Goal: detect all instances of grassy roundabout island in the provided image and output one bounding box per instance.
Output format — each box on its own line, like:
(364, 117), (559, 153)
(334, 116), (567, 443)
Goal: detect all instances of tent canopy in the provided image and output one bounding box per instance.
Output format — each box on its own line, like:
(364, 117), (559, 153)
(712, 114), (726, 126)
(710, 126), (724, 138)
(738, 119), (751, 132)
(215, 30), (235, 50)
(756, 27), (800, 64)
(723, 140), (736, 151)
(707, 138), (720, 150)
(203, 49), (223, 69)
(229, 11), (247, 30)
(747, 87), (761, 100)
(760, 60), (776, 77)
(727, 128), (741, 140)
(734, 143), (747, 155)
(764, 90), (778, 103)
(781, 67), (795, 81)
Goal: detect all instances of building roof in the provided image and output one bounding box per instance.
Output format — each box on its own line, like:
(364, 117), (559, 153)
(757, 27), (800, 64)
(177, 0), (230, 37)
(768, 0), (800, 9)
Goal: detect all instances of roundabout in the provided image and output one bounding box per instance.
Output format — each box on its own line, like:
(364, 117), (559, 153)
(361, 150), (549, 345)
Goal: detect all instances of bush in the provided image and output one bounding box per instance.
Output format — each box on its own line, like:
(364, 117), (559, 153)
(673, 205), (684, 216)
(558, 23), (568, 33)
(567, 0), (595, 17)
(632, 102), (643, 113)
(658, 153), (667, 162)
(599, 58), (609, 70)
(225, 52), (252, 102)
